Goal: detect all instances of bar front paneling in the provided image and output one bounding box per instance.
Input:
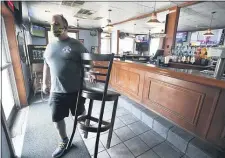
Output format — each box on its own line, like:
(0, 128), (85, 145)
(110, 60), (225, 149)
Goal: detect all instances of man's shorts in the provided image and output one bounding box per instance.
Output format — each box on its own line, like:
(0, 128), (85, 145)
(49, 92), (86, 122)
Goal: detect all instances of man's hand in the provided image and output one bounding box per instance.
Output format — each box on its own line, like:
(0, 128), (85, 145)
(42, 84), (50, 94)
(88, 71), (97, 83)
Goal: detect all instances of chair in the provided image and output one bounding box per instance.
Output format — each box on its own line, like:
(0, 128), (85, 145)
(66, 53), (120, 158)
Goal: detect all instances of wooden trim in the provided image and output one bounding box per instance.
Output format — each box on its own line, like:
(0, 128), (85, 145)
(2, 3), (28, 106)
(116, 30), (120, 55)
(111, 1), (202, 26)
(163, 6), (180, 55)
(178, 1), (202, 8)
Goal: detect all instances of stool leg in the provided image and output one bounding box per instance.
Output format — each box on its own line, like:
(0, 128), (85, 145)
(84, 99), (93, 138)
(94, 100), (106, 158)
(66, 92), (81, 150)
(106, 98), (118, 149)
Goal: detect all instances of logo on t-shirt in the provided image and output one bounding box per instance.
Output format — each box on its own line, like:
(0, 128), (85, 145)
(62, 46), (72, 54)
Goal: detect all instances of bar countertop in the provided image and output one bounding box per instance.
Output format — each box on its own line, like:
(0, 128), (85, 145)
(113, 60), (225, 89)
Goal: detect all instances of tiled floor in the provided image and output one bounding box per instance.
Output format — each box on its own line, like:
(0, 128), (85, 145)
(80, 98), (185, 158)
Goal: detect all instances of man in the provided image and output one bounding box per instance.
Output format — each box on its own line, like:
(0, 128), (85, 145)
(43, 14), (94, 158)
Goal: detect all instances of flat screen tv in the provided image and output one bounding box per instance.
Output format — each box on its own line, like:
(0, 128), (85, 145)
(176, 32), (188, 42)
(136, 42), (149, 52)
(30, 24), (46, 38)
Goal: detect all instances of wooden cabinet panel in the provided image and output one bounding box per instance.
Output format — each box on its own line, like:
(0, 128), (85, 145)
(115, 67), (129, 89)
(111, 65), (144, 102)
(147, 79), (204, 126)
(206, 90), (225, 149)
(142, 72), (220, 139)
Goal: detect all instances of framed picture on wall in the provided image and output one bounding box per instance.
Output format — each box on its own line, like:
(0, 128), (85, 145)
(79, 39), (84, 44)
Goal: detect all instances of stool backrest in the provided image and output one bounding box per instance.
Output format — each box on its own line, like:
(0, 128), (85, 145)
(81, 53), (114, 97)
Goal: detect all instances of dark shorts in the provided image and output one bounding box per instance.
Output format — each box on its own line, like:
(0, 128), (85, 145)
(49, 92), (86, 122)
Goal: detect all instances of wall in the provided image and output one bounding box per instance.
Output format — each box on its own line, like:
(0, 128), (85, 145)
(111, 31), (117, 54)
(78, 30), (98, 53)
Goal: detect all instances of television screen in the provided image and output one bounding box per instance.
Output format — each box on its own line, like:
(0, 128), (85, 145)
(30, 25), (46, 38)
(136, 42), (149, 52)
(176, 32), (188, 42)
(135, 35), (148, 42)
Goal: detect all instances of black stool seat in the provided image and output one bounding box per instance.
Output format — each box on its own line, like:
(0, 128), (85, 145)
(82, 87), (120, 101)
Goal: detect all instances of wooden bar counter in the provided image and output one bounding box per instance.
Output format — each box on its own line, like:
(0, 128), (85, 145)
(109, 60), (225, 149)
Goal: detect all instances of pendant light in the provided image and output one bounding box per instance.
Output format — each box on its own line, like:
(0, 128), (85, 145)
(203, 12), (216, 36)
(105, 9), (113, 33)
(147, 0), (160, 24)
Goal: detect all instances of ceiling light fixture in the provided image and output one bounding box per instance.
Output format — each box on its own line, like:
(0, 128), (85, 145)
(147, 0), (160, 25)
(105, 9), (113, 33)
(203, 11), (216, 37)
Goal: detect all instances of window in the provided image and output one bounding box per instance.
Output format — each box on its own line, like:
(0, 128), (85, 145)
(1, 17), (17, 119)
(119, 37), (134, 54)
(47, 31), (77, 43)
(150, 38), (160, 56)
(101, 33), (111, 54)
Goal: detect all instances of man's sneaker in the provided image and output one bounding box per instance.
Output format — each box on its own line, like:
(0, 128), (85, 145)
(52, 138), (69, 158)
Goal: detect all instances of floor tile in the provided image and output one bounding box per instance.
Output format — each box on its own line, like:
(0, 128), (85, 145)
(107, 143), (135, 158)
(119, 114), (139, 125)
(139, 130), (165, 148)
(116, 108), (130, 117)
(131, 106), (142, 120)
(167, 126), (194, 153)
(96, 110), (113, 121)
(181, 155), (191, 158)
(112, 117), (126, 130)
(137, 150), (160, 158)
(186, 137), (221, 158)
(80, 130), (97, 140)
(100, 132), (122, 148)
(84, 137), (105, 156)
(153, 117), (174, 139)
(118, 98), (132, 111)
(91, 150), (110, 158)
(141, 109), (159, 128)
(152, 142), (183, 158)
(114, 126), (136, 142)
(128, 121), (150, 135)
(124, 136), (150, 157)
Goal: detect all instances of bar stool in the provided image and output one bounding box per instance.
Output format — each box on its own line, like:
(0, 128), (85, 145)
(66, 53), (120, 158)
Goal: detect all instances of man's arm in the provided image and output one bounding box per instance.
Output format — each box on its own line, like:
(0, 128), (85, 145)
(43, 61), (50, 86)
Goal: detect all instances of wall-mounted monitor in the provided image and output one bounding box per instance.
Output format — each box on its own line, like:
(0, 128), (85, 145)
(176, 32), (188, 42)
(135, 34), (148, 42)
(30, 24), (46, 38)
(136, 42), (149, 52)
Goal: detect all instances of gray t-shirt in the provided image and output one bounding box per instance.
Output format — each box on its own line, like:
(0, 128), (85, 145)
(44, 37), (87, 93)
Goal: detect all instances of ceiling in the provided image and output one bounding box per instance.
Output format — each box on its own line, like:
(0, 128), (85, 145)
(26, 1), (178, 34)
(26, 1), (225, 34)
(177, 1), (225, 32)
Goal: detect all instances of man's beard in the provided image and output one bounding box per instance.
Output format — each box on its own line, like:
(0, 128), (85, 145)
(53, 31), (62, 37)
